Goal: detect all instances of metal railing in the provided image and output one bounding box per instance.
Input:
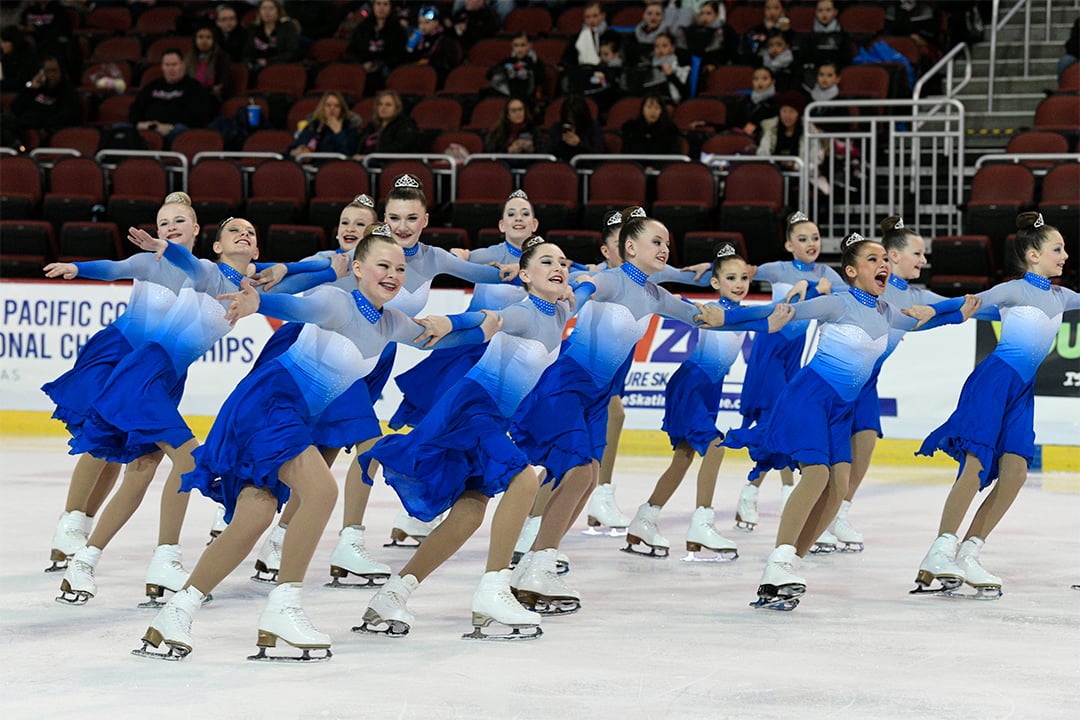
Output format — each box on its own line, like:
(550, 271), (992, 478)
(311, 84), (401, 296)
(974, 152), (1080, 170)
(986, 0), (1059, 111)
(912, 42), (973, 112)
(95, 149), (189, 192)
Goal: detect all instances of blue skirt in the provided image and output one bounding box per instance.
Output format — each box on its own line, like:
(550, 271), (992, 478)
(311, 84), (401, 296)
(252, 321), (302, 369)
(510, 356), (610, 484)
(361, 378), (528, 522)
(70, 342), (191, 463)
(388, 341), (487, 430)
(662, 363), (725, 456)
(917, 355), (1035, 489)
(851, 365), (883, 437)
(182, 361), (313, 523)
(739, 330), (804, 424)
(42, 325), (133, 434)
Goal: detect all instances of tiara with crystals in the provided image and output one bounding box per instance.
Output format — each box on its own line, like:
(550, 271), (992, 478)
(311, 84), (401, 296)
(508, 189), (529, 201)
(1033, 213), (1045, 228)
(893, 216), (905, 230)
(523, 234), (545, 250)
(218, 216), (236, 229)
(606, 211), (623, 226)
(627, 207), (647, 219)
(394, 174), (421, 189)
(842, 231), (866, 249)
(789, 210), (809, 225)
(355, 193), (375, 208)
(715, 243), (737, 259)
(369, 223), (392, 238)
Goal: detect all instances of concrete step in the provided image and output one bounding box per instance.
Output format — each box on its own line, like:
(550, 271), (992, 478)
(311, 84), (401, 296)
(962, 109), (1038, 132)
(970, 58), (1060, 77)
(970, 41), (1066, 62)
(962, 75), (1059, 95)
(980, 22), (1075, 43)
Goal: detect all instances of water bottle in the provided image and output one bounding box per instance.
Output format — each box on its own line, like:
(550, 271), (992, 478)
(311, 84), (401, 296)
(246, 98), (262, 128)
(406, 27), (423, 51)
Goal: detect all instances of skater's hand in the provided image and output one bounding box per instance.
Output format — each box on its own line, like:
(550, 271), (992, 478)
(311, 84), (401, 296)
(680, 261), (712, 282)
(695, 302), (725, 327)
(413, 314), (452, 347)
(127, 226), (167, 259)
(958, 294), (982, 321)
(479, 309), (503, 341)
(329, 252), (351, 279)
(902, 304), (935, 329)
(785, 279), (810, 303)
(219, 279), (260, 325)
(747, 264), (758, 281)
(44, 262), (78, 280)
(252, 263), (287, 289)
(815, 277), (832, 296)
(494, 262), (519, 282)
(449, 247), (470, 260)
(767, 303), (795, 332)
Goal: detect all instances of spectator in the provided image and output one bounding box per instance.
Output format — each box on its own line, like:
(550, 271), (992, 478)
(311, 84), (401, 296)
(12, 55), (81, 143)
(561, 2), (609, 77)
(546, 94), (603, 162)
(345, 0), (407, 94)
(244, 0), (301, 72)
(730, 66), (779, 142)
(356, 89), (420, 155)
(18, 1), (76, 78)
(406, 4), (461, 84)
(631, 1), (669, 67)
(131, 50), (214, 147)
(2, 25), (39, 93)
(761, 30), (797, 91)
(484, 96), (543, 154)
(741, 0), (792, 64)
(663, 0), (711, 40)
(289, 91), (361, 158)
(186, 23), (234, 106)
(488, 31), (548, 112)
(620, 92), (682, 155)
(642, 31), (692, 103)
(806, 61), (848, 120)
(796, 0), (850, 88)
(1059, 18), (1079, 80)
(446, 0), (499, 52)
(679, 0), (736, 71)
(757, 90), (823, 176)
(215, 4), (247, 63)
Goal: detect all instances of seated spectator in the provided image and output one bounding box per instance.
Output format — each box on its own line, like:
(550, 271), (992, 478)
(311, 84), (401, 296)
(757, 90), (824, 177)
(796, 0), (850, 88)
(620, 92), (682, 155)
(663, 0), (705, 39)
(405, 4), (461, 84)
(244, 0), (301, 72)
(484, 96), (542, 154)
(561, 2), (609, 81)
(289, 91), (361, 158)
(489, 32), (548, 113)
(741, 0), (792, 64)
(215, 3), (247, 63)
(630, 0), (669, 67)
(131, 50), (214, 147)
(345, 0), (407, 94)
(1, 25), (39, 93)
(806, 61), (848, 120)
(641, 32), (691, 103)
(546, 93), (604, 162)
(356, 89), (420, 155)
(186, 23), (234, 107)
(12, 55), (81, 143)
(18, 1), (76, 79)
(761, 30), (797, 91)
(678, 1), (737, 72)
(446, 0), (499, 52)
(729, 66), (779, 142)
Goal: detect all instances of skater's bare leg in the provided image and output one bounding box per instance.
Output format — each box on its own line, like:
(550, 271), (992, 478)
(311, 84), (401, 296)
(529, 472), (552, 516)
(775, 463), (828, 548)
(647, 442), (694, 507)
(937, 453), (984, 536)
(780, 467), (794, 487)
(273, 445), (344, 528)
(794, 463), (849, 556)
(85, 450), (165, 550)
(342, 437), (379, 528)
(533, 462), (596, 550)
(696, 443), (725, 508)
(156, 439), (198, 546)
(277, 447), (339, 584)
(847, 430), (877, 502)
(965, 453), (1027, 541)
(65, 454), (111, 513)
(486, 469), (539, 572)
(187, 486), (277, 593)
(320, 446), (341, 467)
(564, 461), (599, 537)
(84, 461), (121, 517)
(400, 491), (488, 582)
(597, 396), (624, 486)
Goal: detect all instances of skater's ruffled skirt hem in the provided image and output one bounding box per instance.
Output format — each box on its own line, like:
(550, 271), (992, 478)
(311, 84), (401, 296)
(42, 325), (133, 435)
(662, 363), (725, 456)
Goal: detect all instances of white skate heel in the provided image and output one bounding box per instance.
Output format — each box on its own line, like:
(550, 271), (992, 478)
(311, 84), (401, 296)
(911, 532), (965, 594)
(384, 510), (441, 548)
(683, 507), (738, 562)
(132, 586), (205, 661)
(950, 537), (1003, 600)
(735, 484), (759, 531)
(140, 544), (190, 608)
(57, 546), (101, 605)
(829, 500), (864, 552)
(623, 503), (670, 558)
(207, 504), (227, 545)
(751, 544), (806, 611)
(511, 515), (541, 567)
(327, 525), (391, 588)
(811, 527), (839, 554)
(513, 548), (580, 615)
(249, 583), (332, 661)
(582, 483), (630, 536)
(354, 574), (419, 637)
(252, 523), (285, 583)
(780, 484), (794, 512)
(46, 510), (88, 572)
(464, 569), (542, 641)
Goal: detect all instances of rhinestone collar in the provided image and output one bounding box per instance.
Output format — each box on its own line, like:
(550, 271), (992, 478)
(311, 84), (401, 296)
(403, 242), (419, 257)
(529, 294), (556, 316)
(888, 275), (909, 291)
(621, 262), (649, 287)
(1023, 272), (1050, 290)
(792, 259), (814, 272)
(849, 286), (878, 308)
(505, 242), (522, 258)
(218, 263), (244, 287)
(351, 290), (383, 324)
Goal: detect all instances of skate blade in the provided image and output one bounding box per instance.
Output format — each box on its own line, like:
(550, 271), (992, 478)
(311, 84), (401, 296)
(382, 538), (422, 548)
(352, 609), (410, 637)
(250, 565), (278, 584)
(248, 646), (332, 662)
(621, 541), (669, 559)
(1072, 584), (1080, 591)
(681, 549), (738, 563)
(131, 642), (189, 661)
(138, 591), (213, 609)
(750, 596), (800, 611)
(514, 591), (580, 616)
(810, 543), (837, 555)
(324, 574), (389, 589)
(837, 542), (864, 553)
(734, 515), (757, 532)
(55, 580), (92, 605)
(581, 525), (627, 537)
(44, 555), (70, 573)
(909, 571), (963, 595)
(942, 584), (1003, 601)
(462, 624), (543, 641)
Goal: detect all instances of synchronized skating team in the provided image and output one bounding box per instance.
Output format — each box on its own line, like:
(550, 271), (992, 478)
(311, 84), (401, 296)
(39, 175), (1076, 660)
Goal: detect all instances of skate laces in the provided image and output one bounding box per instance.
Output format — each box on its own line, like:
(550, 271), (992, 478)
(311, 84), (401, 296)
(283, 606), (317, 631)
(348, 541), (376, 561)
(74, 560), (96, 579)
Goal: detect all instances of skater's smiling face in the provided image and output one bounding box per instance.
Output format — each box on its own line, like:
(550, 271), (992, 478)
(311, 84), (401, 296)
(518, 240), (569, 302)
(1027, 230), (1067, 278)
(785, 221), (821, 264)
(384, 198), (428, 250)
(156, 203), (199, 250)
(214, 218), (259, 262)
(337, 205), (377, 252)
(887, 234), (928, 281)
(498, 196), (538, 247)
(353, 231), (405, 308)
(845, 241), (890, 295)
(711, 255), (751, 303)
(622, 218), (670, 274)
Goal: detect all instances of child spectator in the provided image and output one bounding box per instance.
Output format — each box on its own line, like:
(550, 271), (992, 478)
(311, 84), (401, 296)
(447, 0), (500, 52)
(643, 31), (692, 103)
(730, 66), (779, 143)
(761, 30), (797, 91)
(797, 0), (850, 88)
(678, 0), (737, 71)
(345, 0), (407, 94)
(742, 0), (792, 64)
(488, 31), (548, 112)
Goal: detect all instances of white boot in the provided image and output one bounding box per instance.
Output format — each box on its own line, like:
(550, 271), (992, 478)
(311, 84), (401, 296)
(829, 500), (864, 551)
(386, 510), (441, 547)
(513, 548), (580, 614)
(955, 537), (1002, 598)
(753, 544), (806, 609)
(253, 582), (331, 659)
(912, 533), (965, 593)
(466, 569), (542, 639)
(356, 574), (419, 636)
(735, 484), (759, 531)
(510, 550), (533, 588)
(780, 484), (794, 512)
(143, 544), (189, 607)
(684, 506), (738, 561)
(625, 503), (669, 557)
(208, 504), (227, 542)
(82, 513), (94, 537)
(57, 546), (101, 604)
(512, 515), (541, 564)
(328, 525), (391, 587)
(47, 510), (88, 571)
(584, 483), (630, 534)
(253, 523), (285, 583)
(811, 527), (838, 554)
(136, 585), (205, 659)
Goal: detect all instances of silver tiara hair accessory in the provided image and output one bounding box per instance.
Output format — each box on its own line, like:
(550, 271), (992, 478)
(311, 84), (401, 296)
(394, 174), (421, 189)
(523, 235), (545, 250)
(1033, 213), (1045, 228)
(842, 232), (866, 249)
(715, 244), (736, 259)
(370, 223), (392, 238)
(355, 194), (375, 208)
(628, 207), (647, 219)
(789, 210), (809, 225)
(894, 216), (904, 229)
(606, 211), (623, 226)
(508, 189), (529, 201)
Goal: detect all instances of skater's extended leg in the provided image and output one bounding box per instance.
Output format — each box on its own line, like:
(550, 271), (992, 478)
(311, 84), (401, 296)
(486, 469), (539, 572)
(937, 453), (984, 536)
(529, 473), (552, 516)
(597, 396), (624, 487)
(84, 461), (121, 517)
(400, 491), (488, 582)
(964, 453), (1027, 541)
(187, 487), (278, 593)
(65, 454), (113, 513)
(847, 430), (876, 502)
(775, 463), (828, 548)
(534, 462), (595, 550)
(695, 443), (724, 508)
(156, 439), (198, 546)
(277, 447), (339, 584)
(647, 442), (695, 508)
(795, 463), (849, 556)
(86, 450), (165, 550)
(341, 437), (379, 528)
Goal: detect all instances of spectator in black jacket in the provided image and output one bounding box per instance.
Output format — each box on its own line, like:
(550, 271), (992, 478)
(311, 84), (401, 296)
(488, 32), (548, 113)
(345, 0), (407, 94)
(214, 4), (247, 63)
(131, 50), (213, 147)
(355, 89), (420, 155)
(729, 66), (779, 142)
(447, 0), (499, 52)
(547, 94), (604, 162)
(243, 0), (301, 73)
(406, 5), (461, 84)
(12, 55), (81, 143)
(620, 92), (682, 155)
(796, 0), (850, 89)
(1, 25), (39, 93)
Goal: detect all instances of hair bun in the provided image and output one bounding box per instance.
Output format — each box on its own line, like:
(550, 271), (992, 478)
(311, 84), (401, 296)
(1016, 211), (1044, 230)
(164, 191), (192, 206)
(879, 215), (904, 233)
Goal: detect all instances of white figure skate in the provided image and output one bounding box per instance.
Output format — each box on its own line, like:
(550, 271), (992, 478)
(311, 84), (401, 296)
(948, 537), (1002, 600)
(249, 583), (332, 661)
(140, 544), (190, 608)
(384, 510), (441, 548)
(132, 586), (205, 661)
(207, 504), (227, 545)
(734, 484), (758, 531)
(829, 500), (864, 552)
(811, 527), (838, 554)
(46, 510), (88, 572)
(582, 483), (630, 536)
(56, 545), (101, 605)
(327, 525), (391, 588)
(252, 523), (285, 583)
(354, 574), (418, 636)
(511, 515), (541, 567)
(512, 548), (580, 615)
(463, 569), (542, 640)
(910, 533), (965, 594)
(622, 503), (669, 558)
(683, 507), (738, 562)
(751, 544), (806, 610)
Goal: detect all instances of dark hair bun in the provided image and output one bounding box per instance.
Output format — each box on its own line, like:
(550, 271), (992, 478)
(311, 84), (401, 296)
(1016, 211), (1043, 230)
(880, 215), (903, 234)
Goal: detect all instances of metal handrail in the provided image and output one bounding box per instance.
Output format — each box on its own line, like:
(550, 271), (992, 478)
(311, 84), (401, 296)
(987, 0), (1037, 112)
(912, 42), (972, 117)
(0, 147), (17, 157)
(190, 151), (283, 165)
(463, 153), (557, 165)
(94, 149), (189, 191)
(360, 152), (458, 202)
(29, 147), (81, 160)
(974, 152), (1080, 168)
